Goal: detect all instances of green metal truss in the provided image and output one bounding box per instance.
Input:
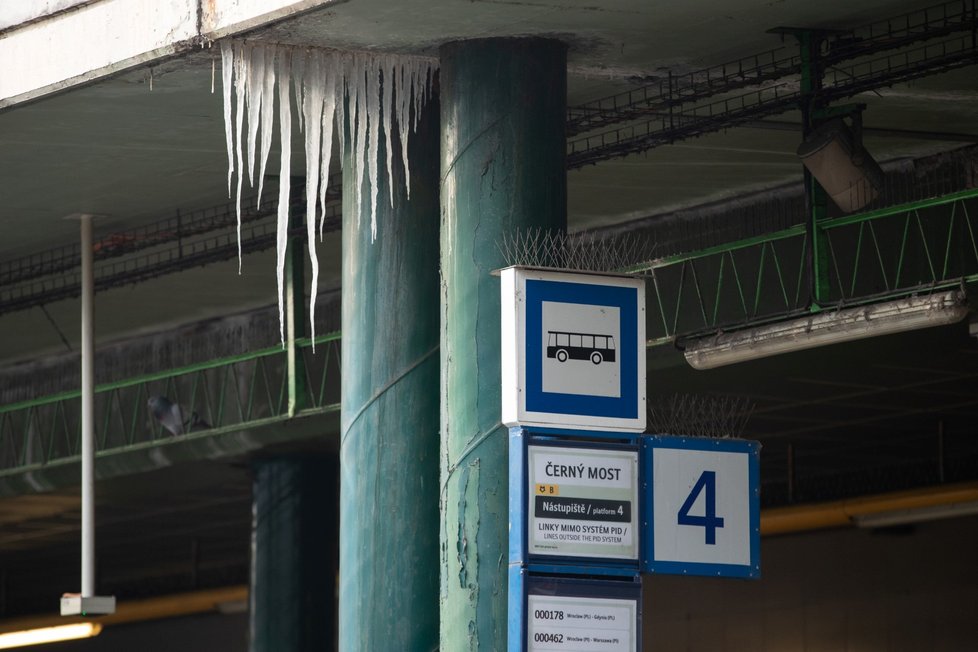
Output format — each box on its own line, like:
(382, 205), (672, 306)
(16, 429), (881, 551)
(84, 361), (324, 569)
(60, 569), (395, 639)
(635, 189), (978, 345)
(3, 191), (977, 475)
(0, 334), (341, 474)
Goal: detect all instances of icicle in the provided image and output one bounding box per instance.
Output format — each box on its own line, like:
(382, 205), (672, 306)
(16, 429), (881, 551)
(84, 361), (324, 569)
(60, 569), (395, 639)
(346, 57), (358, 225)
(275, 50), (293, 346)
(366, 58), (381, 240)
(211, 58), (215, 94)
(303, 52), (325, 347)
(293, 50), (306, 133)
(218, 40), (441, 349)
(396, 58), (411, 200)
(416, 60), (430, 131)
(414, 61), (424, 132)
(344, 57), (356, 216)
(382, 56), (395, 208)
(221, 42), (234, 198)
(353, 57), (368, 230)
(233, 42), (248, 273)
(319, 67), (337, 237)
(245, 46), (265, 188)
(257, 45), (277, 209)
(335, 57), (346, 167)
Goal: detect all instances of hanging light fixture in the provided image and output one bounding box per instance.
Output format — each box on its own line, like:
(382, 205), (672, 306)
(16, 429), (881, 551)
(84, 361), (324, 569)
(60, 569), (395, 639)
(684, 291), (968, 370)
(0, 623), (102, 649)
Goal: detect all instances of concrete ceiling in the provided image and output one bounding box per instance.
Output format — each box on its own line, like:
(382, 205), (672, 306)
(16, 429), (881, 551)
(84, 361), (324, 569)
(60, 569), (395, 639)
(2, 0), (974, 254)
(0, 1), (973, 363)
(257, 0), (927, 70)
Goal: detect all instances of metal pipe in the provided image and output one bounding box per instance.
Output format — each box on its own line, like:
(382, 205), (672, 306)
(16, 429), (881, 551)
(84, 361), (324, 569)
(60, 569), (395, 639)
(1, 586), (249, 635)
(79, 214), (95, 599)
(762, 480), (978, 536)
(743, 119), (978, 143)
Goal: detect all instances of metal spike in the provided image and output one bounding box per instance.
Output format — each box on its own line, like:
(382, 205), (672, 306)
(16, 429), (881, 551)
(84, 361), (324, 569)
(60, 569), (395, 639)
(497, 228), (656, 273)
(648, 393), (754, 439)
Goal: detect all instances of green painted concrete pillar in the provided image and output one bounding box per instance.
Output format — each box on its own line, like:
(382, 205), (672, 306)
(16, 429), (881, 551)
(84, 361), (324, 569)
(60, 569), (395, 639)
(250, 457), (339, 652)
(439, 38), (567, 650)
(339, 91), (441, 648)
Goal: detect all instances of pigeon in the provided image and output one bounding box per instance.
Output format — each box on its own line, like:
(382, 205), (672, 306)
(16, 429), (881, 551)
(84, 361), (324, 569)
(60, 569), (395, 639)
(148, 396), (210, 436)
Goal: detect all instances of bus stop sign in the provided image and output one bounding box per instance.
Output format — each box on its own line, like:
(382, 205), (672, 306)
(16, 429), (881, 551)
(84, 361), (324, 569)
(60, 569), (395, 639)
(501, 267), (646, 432)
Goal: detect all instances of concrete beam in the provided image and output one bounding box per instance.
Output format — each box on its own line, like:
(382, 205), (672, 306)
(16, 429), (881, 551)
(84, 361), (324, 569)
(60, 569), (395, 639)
(199, 0), (334, 39)
(0, 1), (93, 32)
(0, 0), (339, 109)
(0, 410), (340, 498)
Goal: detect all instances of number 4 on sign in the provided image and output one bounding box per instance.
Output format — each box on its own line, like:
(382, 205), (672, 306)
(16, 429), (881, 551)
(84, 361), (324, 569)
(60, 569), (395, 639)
(677, 471), (724, 545)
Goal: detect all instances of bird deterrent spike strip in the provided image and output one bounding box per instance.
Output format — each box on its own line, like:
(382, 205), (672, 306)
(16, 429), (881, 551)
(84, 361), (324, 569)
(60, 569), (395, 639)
(221, 41), (437, 349)
(497, 228), (657, 274)
(647, 393), (755, 439)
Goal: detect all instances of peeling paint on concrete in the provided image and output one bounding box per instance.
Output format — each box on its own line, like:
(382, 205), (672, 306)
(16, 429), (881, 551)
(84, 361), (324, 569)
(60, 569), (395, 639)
(440, 38), (566, 651)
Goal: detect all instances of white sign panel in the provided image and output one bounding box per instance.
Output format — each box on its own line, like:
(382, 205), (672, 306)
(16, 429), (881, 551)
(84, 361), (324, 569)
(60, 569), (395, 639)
(643, 436), (760, 578)
(528, 445), (639, 561)
(527, 594), (637, 652)
(501, 267), (646, 432)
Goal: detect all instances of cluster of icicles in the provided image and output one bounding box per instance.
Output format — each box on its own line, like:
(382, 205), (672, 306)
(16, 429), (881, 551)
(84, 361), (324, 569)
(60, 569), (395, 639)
(220, 41), (436, 346)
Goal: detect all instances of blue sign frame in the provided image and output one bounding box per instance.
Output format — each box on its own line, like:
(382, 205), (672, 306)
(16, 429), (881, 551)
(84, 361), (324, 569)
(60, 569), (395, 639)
(640, 435), (761, 579)
(508, 568), (642, 652)
(509, 427), (642, 576)
(524, 279), (640, 420)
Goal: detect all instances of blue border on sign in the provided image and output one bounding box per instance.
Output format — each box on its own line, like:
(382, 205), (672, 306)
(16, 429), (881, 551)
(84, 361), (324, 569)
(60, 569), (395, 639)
(640, 435), (761, 580)
(509, 428), (528, 566)
(525, 279), (639, 419)
(507, 565), (525, 652)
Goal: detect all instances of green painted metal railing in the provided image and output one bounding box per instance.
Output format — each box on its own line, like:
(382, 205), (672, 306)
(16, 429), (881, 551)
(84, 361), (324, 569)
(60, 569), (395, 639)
(637, 189), (978, 345)
(3, 191), (976, 470)
(0, 334), (341, 473)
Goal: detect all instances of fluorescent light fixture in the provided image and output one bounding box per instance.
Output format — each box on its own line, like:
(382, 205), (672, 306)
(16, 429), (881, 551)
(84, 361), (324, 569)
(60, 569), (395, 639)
(685, 291), (968, 370)
(0, 623), (102, 649)
(853, 499), (978, 529)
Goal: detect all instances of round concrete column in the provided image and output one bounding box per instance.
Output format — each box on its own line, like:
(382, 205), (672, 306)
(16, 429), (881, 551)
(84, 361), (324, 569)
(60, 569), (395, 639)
(339, 91), (441, 649)
(250, 457), (338, 652)
(439, 38), (567, 650)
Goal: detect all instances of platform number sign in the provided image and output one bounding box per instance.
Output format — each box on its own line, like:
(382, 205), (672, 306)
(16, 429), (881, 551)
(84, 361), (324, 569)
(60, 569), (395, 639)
(642, 436), (760, 579)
